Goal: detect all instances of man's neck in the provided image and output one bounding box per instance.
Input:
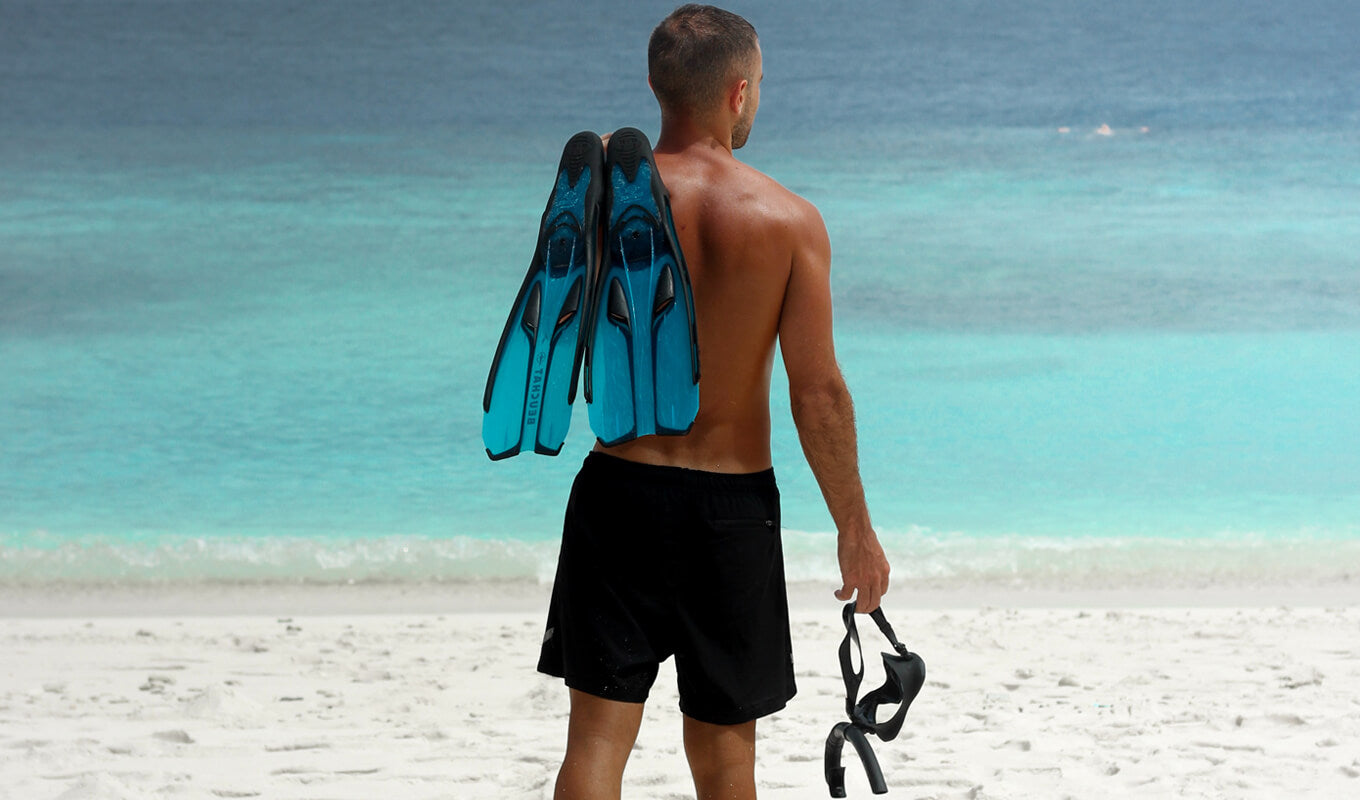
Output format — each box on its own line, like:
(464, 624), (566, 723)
(656, 112), (733, 156)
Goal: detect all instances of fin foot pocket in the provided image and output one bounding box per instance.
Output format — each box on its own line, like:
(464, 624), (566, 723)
(562, 131), (599, 187)
(615, 217), (662, 267)
(606, 128), (646, 182)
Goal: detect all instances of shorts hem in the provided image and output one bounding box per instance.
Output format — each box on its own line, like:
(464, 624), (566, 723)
(679, 689), (797, 726)
(538, 664), (652, 705)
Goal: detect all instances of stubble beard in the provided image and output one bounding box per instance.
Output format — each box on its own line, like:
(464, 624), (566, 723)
(732, 111), (754, 150)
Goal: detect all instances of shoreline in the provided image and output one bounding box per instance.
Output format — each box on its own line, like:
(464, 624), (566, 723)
(2, 577), (1356, 618)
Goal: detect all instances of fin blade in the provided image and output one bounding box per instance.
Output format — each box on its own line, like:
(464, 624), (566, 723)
(586, 128), (699, 446)
(484, 132), (604, 459)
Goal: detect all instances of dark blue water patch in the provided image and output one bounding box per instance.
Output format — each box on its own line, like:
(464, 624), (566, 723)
(841, 270), (1360, 334)
(2, 0), (1358, 133)
(785, 126), (1360, 334)
(0, 265), (191, 337)
(758, 0), (1360, 131)
(0, 0), (655, 132)
(0, 128), (494, 339)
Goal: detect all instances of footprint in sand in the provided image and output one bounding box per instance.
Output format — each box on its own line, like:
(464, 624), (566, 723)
(525, 681), (564, 714)
(232, 637), (269, 653)
(783, 752), (821, 763)
(264, 741), (331, 752)
(184, 684), (265, 726)
(55, 775), (138, 800)
(139, 675), (175, 694)
(1266, 713), (1308, 726)
(153, 729), (194, 744)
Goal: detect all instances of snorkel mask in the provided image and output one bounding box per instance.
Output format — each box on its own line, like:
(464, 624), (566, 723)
(824, 601), (926, 796)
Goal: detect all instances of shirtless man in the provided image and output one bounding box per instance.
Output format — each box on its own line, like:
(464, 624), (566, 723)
(538, 6), (891, 799)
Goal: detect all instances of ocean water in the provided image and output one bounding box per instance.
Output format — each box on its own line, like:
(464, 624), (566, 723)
(2, 0), (1358, 587)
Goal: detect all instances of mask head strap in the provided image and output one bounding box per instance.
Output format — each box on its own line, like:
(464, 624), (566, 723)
(824, 601), (927, 797)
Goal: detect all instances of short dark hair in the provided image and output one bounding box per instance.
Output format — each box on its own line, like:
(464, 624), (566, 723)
(648, 4), (759, 113)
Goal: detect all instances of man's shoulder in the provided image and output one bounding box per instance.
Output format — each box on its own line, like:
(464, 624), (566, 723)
(733, 161), (822, 227)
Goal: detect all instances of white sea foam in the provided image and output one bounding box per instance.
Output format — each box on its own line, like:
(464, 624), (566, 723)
(3, 527), (1357, 589)
(0, 531), (560, 585)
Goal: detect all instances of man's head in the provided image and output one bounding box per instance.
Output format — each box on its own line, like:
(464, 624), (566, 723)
(648, 4), (761, 148)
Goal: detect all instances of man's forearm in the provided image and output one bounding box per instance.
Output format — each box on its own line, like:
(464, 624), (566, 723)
(790, 375), (873, 536)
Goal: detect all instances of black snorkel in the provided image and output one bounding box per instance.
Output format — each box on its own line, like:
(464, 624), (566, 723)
(824, 601), (926, 796)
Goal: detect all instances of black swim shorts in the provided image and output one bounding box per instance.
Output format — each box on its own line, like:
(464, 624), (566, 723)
(538, 451), (797, 725)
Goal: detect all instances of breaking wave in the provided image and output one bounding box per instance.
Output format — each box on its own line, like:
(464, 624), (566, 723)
(3, 526), (1357, 589)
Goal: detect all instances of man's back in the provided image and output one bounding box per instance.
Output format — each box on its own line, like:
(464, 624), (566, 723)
(548, 8), (889, 799)
(597, 141), (819, 474)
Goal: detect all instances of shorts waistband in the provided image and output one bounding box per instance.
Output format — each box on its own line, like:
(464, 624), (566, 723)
(583, 451), (776, 491)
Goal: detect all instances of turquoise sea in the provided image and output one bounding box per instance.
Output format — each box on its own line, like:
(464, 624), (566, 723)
(3, 0), (1358, 587)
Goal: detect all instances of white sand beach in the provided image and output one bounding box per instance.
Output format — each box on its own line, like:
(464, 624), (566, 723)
(3, 582), (1359, 799)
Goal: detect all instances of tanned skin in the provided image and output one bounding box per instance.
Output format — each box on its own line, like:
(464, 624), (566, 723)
(555, 43), (891, 800)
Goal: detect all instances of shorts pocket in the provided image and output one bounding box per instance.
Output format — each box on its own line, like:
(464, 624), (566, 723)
(698, 518), (779, 605)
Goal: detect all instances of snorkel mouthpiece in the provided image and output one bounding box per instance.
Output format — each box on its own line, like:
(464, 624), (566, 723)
(825, 722), (884, 797)
(824, 602), (926, 796)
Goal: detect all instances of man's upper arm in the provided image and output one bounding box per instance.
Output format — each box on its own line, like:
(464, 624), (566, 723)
(778, 200), (840, 395)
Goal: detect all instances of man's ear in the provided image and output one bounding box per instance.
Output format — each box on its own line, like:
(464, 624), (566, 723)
(729, 78), (749, 115)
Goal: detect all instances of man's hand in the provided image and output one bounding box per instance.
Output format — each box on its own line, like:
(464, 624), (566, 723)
(835, 529), (890, 613)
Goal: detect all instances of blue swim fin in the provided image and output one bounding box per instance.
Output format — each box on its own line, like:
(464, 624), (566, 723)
(482, 132), (605, 460)
(584, 127), (700, 446)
